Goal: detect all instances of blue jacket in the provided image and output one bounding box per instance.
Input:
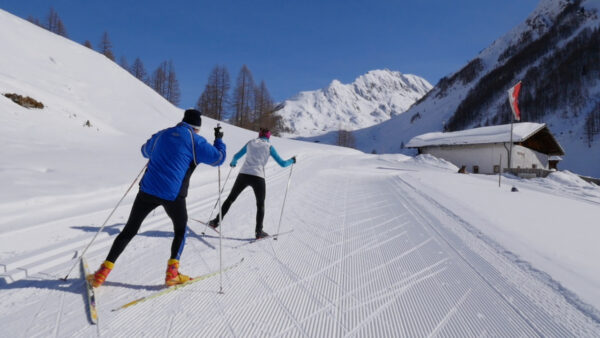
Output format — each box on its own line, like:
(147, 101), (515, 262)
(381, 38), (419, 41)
(140, 122), (226, 201)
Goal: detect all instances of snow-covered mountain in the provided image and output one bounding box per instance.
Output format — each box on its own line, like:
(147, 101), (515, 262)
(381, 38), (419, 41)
(276, 69), (431, 137)
(307, 0), (600, 178)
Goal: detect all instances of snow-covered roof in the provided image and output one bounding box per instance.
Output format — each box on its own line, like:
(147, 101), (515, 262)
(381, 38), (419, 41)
(406, 122), (565, 155)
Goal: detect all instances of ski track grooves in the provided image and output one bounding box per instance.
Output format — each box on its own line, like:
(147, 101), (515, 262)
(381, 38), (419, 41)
(393, 178), (545, 337)
(2, 154), (600, 336)
(393, 175), (600, 337)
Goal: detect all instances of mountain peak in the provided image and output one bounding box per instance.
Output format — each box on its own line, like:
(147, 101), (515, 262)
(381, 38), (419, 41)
(277, 69), (432, 137)
(327, 79), (344, 88)
(347, 0), (600, 177)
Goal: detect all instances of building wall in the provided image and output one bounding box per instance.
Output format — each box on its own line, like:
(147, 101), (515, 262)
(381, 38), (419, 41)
(511, 145), (549, 170)
(420, 144), (548, 174)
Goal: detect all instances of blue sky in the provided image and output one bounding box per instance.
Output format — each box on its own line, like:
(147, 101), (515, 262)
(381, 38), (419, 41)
(1, 0), (539, 108)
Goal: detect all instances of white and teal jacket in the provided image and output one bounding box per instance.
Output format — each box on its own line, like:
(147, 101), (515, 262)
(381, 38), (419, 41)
(231, 137), (293, 178)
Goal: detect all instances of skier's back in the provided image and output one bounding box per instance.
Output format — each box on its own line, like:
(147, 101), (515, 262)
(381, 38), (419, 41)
(90, 109), (226, 288)
(209, 128), (295, 238)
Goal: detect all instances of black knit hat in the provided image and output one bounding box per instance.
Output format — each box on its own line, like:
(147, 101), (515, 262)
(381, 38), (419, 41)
(182, 109), (202, 128)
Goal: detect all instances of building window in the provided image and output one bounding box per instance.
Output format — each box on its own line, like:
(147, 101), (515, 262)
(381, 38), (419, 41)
(493, 165), (500, 173)
(532, 164), (537, 169)
(473, 165), (479, 174)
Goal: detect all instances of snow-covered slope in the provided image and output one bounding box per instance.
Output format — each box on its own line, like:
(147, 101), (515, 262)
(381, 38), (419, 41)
(0, 8), (180, 203)
(0, 7), (337, 228)
(1, 7), (600, 337)
(307, 0), (600, 178)
(277, 69), (431, 137)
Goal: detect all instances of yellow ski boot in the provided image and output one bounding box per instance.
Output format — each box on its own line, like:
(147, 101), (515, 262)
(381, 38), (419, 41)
(165, 259), (192, 286)
(89, 260), (114, 288)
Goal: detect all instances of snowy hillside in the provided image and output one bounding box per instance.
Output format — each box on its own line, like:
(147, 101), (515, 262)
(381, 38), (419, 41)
(307, 0), (600, 178)
(0, 7), (334, 230)
(277, 69), (431, 137)
(1, 7), (600, 337)
(0, 8), (179, 204)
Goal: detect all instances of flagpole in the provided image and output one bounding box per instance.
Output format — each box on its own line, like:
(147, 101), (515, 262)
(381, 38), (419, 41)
(509, 112), (514, 170)
(507, 80), (522, 172)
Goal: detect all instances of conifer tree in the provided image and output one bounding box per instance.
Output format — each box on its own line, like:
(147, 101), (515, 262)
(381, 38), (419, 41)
(45, 7), (68, 37)
(253, 80), (283, 133)
(151, 62), (167, 98)
(27, 16), (42, 27)
(98, 32), (115, 61)
(196, 89), (211, 118)
(165, 60), (181, 106)
(130, 57), (148, 83)
(119, 56), (129, 71)
(197, 65), (230, 120)
(232, 65), (255, 128)
(56, 19), (68, 37)
(46, 8), (59, 33)
(151, 61), (180, 106)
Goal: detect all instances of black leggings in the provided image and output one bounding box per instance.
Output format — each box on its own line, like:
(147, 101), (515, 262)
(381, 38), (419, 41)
(219, 173), (266, 234)
(106, 191), (188, 263)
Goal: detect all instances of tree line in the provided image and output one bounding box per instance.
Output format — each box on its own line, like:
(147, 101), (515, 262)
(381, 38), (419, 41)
(25, 7), (288, 134)
(27, 7), (67, 37)
(196, 64), (285, 135)
(85, 32), (181, 107)
(27, 8), (181, 106)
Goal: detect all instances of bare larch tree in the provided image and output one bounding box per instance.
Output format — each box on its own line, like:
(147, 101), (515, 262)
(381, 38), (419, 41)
(98, 32), (115, 61)
(232, 65), (256, 128)
(197, 65), (230, 120)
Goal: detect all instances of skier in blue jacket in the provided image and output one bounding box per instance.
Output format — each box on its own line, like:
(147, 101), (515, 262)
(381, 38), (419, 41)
(91, 109), (226, 287)
(209, 128), (295, 239)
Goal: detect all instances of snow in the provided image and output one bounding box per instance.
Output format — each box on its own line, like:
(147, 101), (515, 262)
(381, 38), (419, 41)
(277, 69), (432, 137)
(405, 122), (547, 148)
(1, 8), (600, 337)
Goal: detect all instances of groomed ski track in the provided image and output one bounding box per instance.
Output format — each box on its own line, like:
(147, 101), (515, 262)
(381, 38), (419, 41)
(1, 153), (599, 337)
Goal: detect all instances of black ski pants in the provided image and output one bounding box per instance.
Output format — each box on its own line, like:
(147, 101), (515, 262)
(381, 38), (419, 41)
(105, 191), (188, 263)
(219, 173), (266, 234)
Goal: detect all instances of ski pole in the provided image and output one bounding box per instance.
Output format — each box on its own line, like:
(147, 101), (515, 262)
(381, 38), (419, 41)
(61, 163), (147, 281)
(217, 163), (224, 294)
(210, 123), (224, 294)
(201, 166), (233, 235)
(275, 163), (294, 240)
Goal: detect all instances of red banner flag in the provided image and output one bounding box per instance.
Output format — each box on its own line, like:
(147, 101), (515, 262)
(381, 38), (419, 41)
(507, 81), (522, 121)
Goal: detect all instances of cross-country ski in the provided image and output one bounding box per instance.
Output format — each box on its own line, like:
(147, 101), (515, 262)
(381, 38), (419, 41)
(80, 257), (98, 325)
(231, 229), (295, 249)
(191, 218), (220, 234)
(112, 258), (244, 312)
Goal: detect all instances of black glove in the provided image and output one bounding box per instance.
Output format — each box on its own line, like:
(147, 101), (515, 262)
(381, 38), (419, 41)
(214, 125), (223, 139)
(292, 156), (297, 164)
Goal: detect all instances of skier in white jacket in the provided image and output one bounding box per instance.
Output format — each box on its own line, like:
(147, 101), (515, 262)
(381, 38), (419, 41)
(209, 128), (295, 238)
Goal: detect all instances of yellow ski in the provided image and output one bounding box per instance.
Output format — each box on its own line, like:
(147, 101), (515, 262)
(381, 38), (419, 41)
(81, 257), (98, 324)
(112, 257), (244, 312)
